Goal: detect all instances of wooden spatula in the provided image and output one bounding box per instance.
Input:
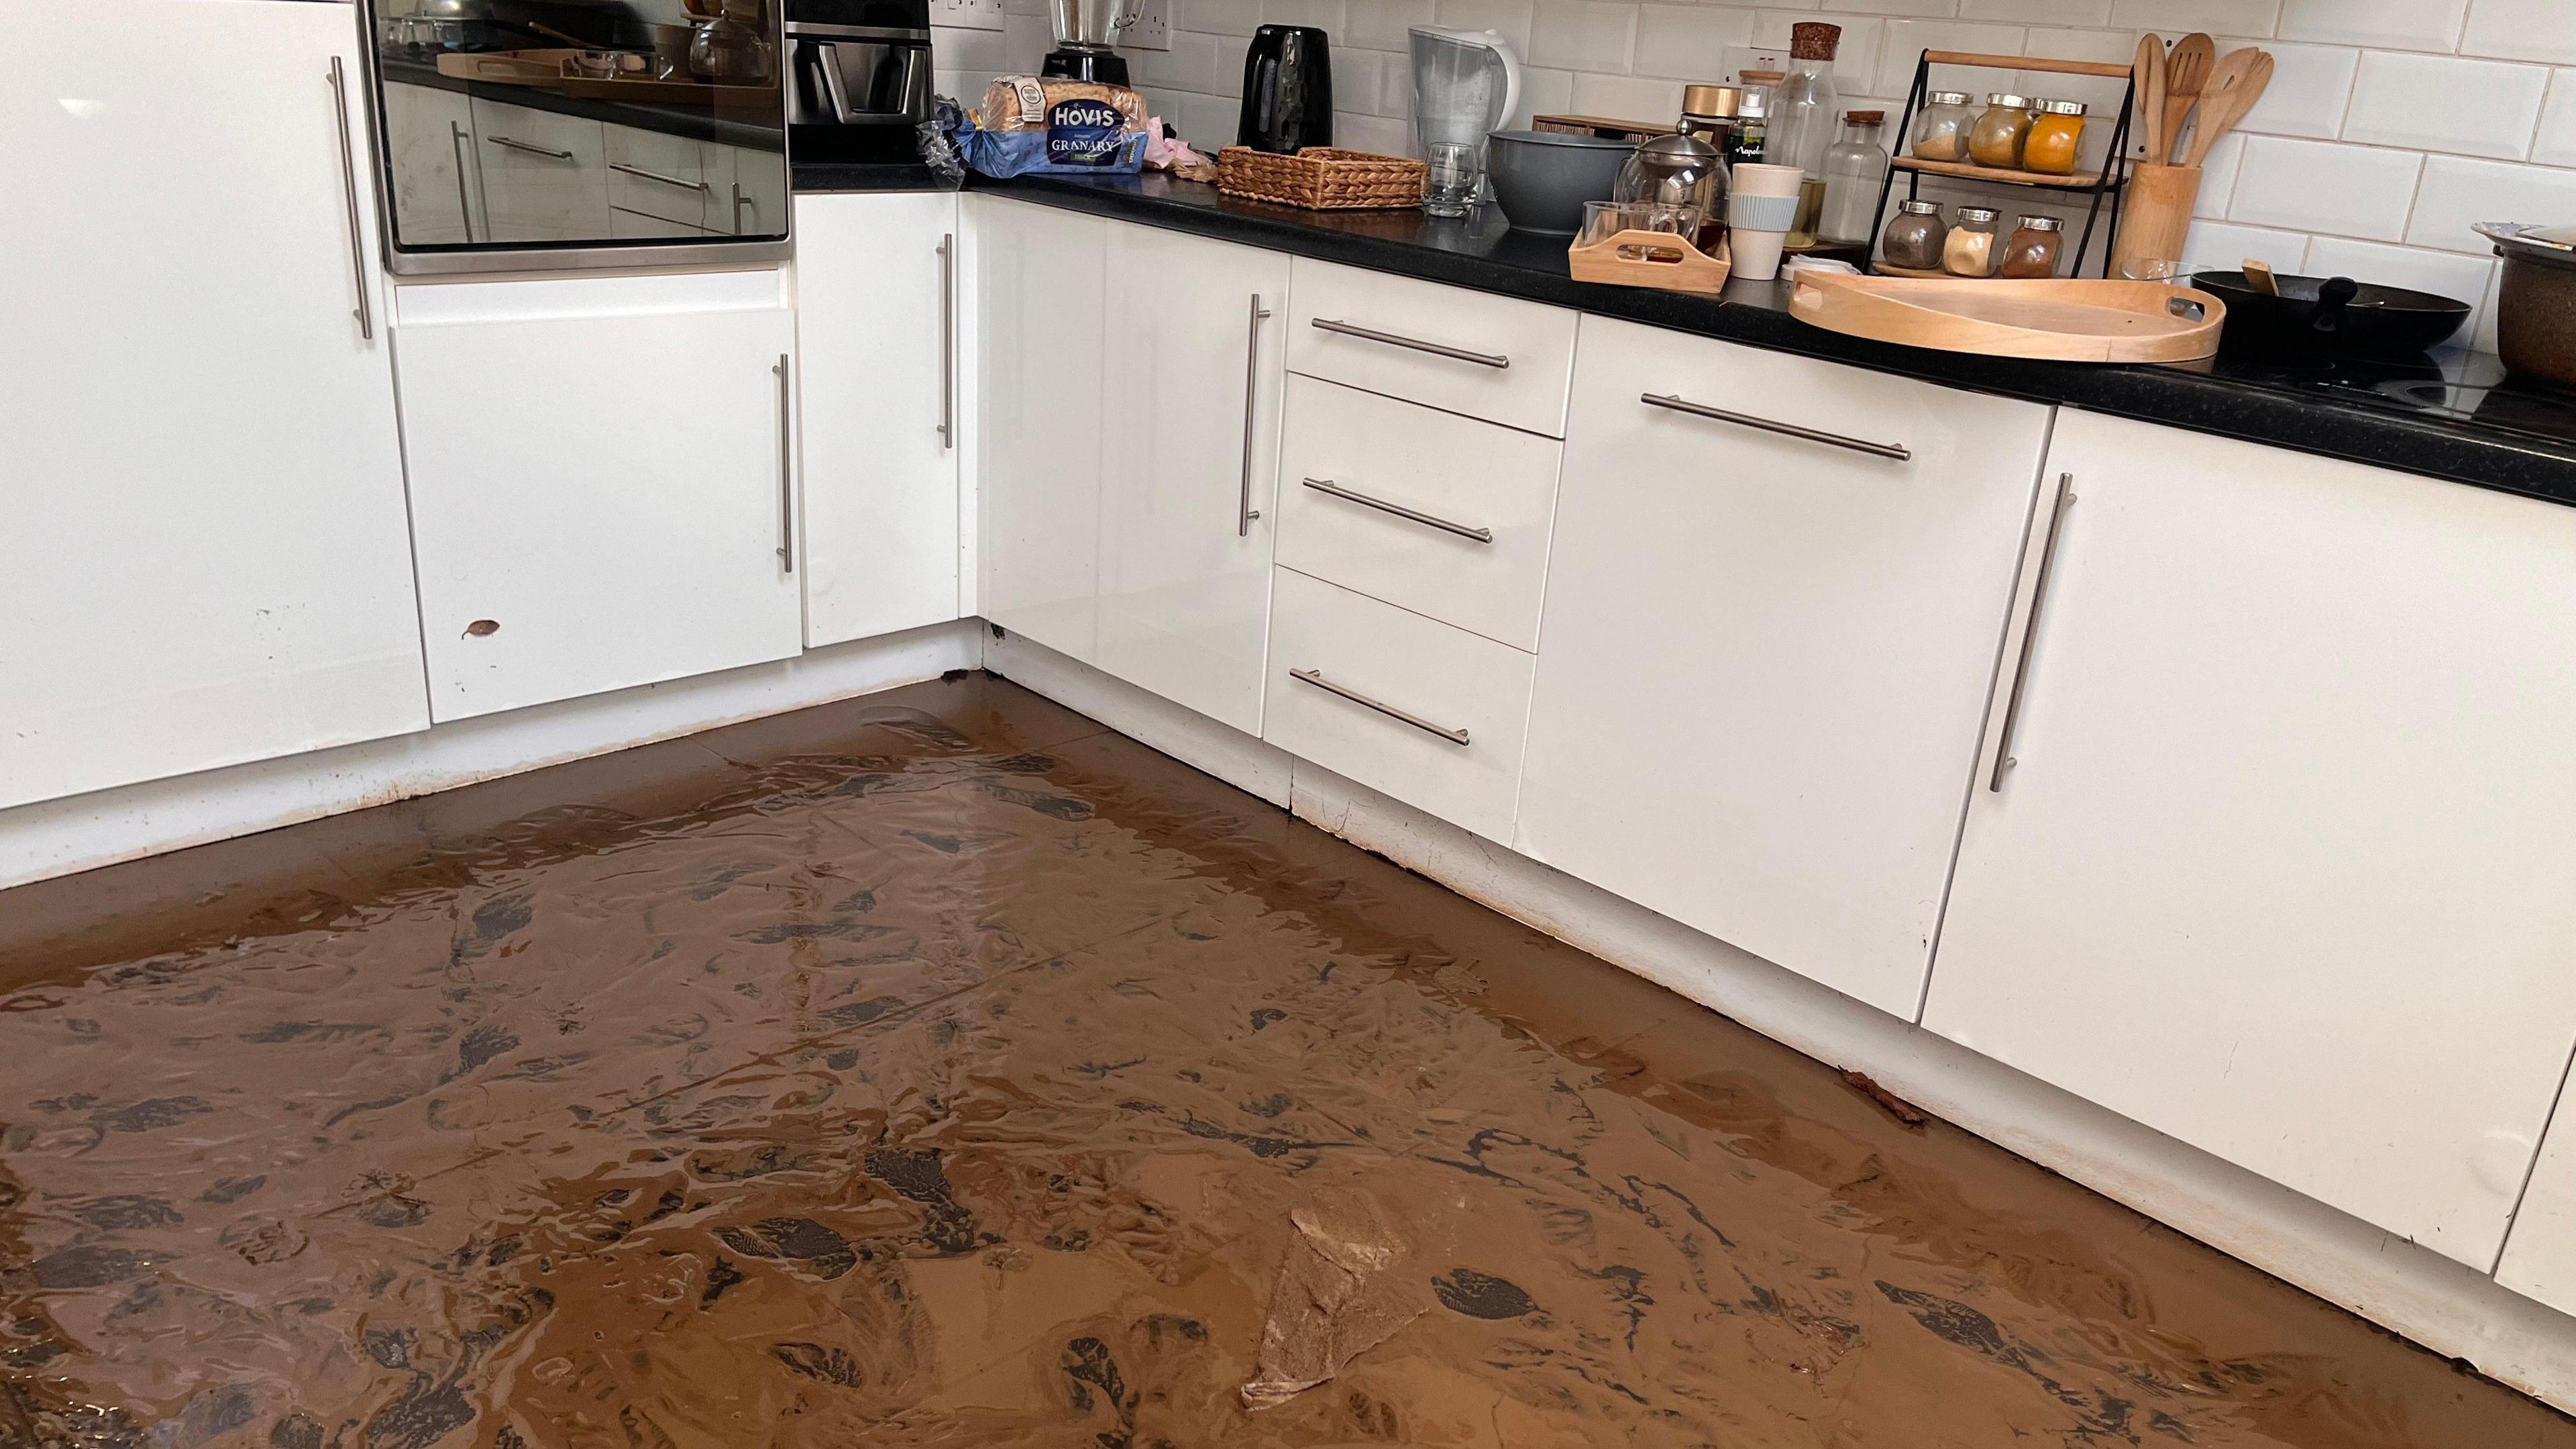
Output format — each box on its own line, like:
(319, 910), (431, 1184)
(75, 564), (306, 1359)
(2133, 34), (2167, 163)
(2163, 33), (2214, 164)
(2185, 48), (2273, 167)
(2243, 258), (2279, 296)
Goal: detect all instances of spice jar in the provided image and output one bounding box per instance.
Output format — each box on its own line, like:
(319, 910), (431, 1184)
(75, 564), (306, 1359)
(1880, 199), (1947, 271)
(1911, 91), (1975, 162)
(1998, 214), (2063, 278)
(1968, 93), (2035, 169)
(1943, 205), (2000, 276)
(2024, 99), (2088, 175)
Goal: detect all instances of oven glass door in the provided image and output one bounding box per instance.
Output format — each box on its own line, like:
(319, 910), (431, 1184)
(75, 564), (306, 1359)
(364, 0), (790, 271)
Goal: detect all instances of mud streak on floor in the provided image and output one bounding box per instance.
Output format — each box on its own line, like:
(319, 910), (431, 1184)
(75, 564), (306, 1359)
(0, 674), (2567, 1447)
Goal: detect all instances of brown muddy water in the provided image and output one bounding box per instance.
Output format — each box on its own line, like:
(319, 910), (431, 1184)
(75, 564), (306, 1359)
(1, 673), (2567, 1448)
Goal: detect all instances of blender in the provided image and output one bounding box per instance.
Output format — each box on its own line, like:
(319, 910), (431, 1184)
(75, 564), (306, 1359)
(1409, 26), (1519, 163)
(1041, 0), (1137, 86)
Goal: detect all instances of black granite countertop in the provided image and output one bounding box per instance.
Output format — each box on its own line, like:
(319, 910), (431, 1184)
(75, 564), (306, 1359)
(973, 172), (2576, 508)
(381, 55), (784, 152)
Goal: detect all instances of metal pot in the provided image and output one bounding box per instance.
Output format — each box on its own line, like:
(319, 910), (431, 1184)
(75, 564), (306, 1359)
(2190, 270), (2469, 361)
(2493, 237), (2576, 390)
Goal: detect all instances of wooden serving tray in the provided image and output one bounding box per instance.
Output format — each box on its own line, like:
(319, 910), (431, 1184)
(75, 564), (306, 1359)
(1790, 272), (2224, 362)
(1568, 229), (1731, 295)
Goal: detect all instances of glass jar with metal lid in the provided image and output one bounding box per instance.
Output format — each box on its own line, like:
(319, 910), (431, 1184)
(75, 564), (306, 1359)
(1880, 199), (1947, 271)
(2023, 98), (2089, 175)
(1676, 83), (1739, 214)
(1968, 93), (2036, 169)
(1943, 205), (2001, 276)
(1998, 214), (2064, 277)
(1911, 91), (1976, 163)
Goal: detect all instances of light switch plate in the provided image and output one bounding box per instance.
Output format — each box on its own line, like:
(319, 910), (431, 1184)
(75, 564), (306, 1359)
(1125, 0), (1170, 51)
(932, 0), (1004, 32)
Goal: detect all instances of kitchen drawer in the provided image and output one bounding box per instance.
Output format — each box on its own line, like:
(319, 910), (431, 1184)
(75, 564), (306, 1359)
(605, 124), (715, 228)
(1265, 567), (1536, 843)
(1286, 258), (1578, 436)
(1275, 374), (1562, 650)
(471, 97), (608, 243)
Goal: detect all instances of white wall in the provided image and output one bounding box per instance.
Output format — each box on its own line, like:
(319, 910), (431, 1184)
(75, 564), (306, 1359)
(936, 0), (2576, 350)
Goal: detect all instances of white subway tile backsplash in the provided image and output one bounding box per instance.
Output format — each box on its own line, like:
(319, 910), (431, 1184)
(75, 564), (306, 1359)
(1631, 5), (1752, 82)
(1515, 64), (1576, 127)
(1748, 13), (1886, 95)
(2463, 0), (2576, 66)
(2302, 236), (2496, 315)
(1342, 0), (1434, 51)
(1265, 0), (1347, 30)
(2410, 153), (2576, 252)
(1876, 19), (2028, 97)
(2194, 131), (2247, 216)
(2278, 0), (2465, 52)
(1569, 69), (1683, 121)
(2224, 39), (2355, 140)
(2536, 72), (2576, 168)
(2343, 51), (2547, 160)
(1432, 0), (1536, 57)
(1171, 0), (1261, 37)
(1964, 0), (2110, 24)
(2110, 0), (2281, 35)
(1531, 0), (1636, 74)
(2228, 133), (2422, 239)
(2180, 219), (2310, 272)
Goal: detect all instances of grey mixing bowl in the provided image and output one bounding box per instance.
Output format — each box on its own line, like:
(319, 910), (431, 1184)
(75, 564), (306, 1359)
(1485, 129), (1631, 235)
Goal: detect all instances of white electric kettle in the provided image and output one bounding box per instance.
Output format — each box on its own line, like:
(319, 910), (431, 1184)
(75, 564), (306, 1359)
(1408, 25), (1521, 160)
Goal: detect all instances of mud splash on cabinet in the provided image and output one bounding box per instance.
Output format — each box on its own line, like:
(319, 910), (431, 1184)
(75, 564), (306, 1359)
(0, 674), (2565, 1447)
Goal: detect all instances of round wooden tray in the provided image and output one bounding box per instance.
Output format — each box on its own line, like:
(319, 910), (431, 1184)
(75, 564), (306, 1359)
(1789, 272), (2225, 362)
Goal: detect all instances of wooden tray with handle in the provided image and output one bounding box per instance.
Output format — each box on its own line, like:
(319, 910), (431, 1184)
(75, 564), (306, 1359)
(1568, 229), (1731, 295)
(1790, 272), (2224, 362)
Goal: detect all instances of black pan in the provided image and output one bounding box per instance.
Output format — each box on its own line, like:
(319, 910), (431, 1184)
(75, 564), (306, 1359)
(2192, 270), (2471, 360)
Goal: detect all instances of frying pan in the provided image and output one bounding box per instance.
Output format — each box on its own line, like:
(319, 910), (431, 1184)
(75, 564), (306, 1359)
(2192, 269), (2469, 360)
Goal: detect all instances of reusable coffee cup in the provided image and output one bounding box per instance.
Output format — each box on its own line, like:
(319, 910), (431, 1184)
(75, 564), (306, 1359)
(1728, 163), (1804, 282)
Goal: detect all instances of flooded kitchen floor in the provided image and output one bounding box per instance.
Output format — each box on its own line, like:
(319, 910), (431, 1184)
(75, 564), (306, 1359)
(2, 673), (2569, 1448)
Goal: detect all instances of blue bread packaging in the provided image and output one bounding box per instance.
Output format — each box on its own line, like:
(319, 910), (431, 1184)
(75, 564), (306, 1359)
(961, 76), (1150, 177)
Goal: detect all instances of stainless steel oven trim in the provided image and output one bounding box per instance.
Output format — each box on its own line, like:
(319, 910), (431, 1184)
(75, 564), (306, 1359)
(350, 0), (794, 278)
(784, 22), (932, 41)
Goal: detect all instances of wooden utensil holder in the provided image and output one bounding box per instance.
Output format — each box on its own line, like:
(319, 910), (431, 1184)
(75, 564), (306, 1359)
(2114, 162), (2202, 274)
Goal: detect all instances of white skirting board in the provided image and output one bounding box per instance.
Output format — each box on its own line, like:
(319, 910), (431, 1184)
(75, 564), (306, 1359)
(983, 626), (2576, 1413)
(0, 619), (981, 892)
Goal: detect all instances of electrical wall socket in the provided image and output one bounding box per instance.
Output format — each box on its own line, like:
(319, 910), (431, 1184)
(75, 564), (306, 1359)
(1124, 0), (1170, 52)
(931, 0), (1004, 33)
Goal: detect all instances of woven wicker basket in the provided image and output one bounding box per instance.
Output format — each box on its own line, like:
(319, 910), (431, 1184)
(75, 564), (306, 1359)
(1216, 146), (1427, 210)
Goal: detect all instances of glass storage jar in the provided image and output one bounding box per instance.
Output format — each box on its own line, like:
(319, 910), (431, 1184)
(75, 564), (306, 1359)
(1943, 205), (2000, 276)
(1968, 93), (2035, 169)
(1879, 199), (1947, 271)
(1998, 214), (2063, 277)
(1910, 91), (1975, 163)
(1819, 110), (1890, 243)
(2025, 99), (2088, 175)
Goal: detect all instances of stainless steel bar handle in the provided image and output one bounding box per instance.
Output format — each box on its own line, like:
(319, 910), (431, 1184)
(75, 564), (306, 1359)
(937, 233), (955, 449)
(1289, 668), (1470, 745)
(1988, 472), (2074, 792)
(773, 355), (795, 574)
(325, 57), (373, 341)
(447, 121), (476, 243)
(1238, 294), (1272, 537)
(1640, 392), (1911, 462)
(1301, 478), (1493, 543)
(488, 135), (578, 161)
(1309, 317), (1509, 370)
(608, 160), (711, 193)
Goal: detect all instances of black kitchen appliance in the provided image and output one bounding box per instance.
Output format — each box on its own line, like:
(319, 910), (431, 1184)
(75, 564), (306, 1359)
(787, 0), (934, 164)
(1237, 24), (1332, 154)
(2193, 270), (2471, 361)
(1042, 0), (1134, 85)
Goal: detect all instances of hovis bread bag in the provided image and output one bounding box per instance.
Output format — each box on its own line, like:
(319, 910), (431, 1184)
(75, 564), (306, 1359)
(962, 76), (1151, 176)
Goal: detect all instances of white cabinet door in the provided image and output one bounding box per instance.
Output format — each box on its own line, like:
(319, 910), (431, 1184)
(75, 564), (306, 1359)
(471, 97), (609, 242)
(0, 0), (427, 811)
(1095, 224), (1290, 735)
(1927, 409), (2576, 1270)
(724, 143), (791, 238)
(383, 80), (478, 245)
(795, 191), (961, 645)
(977, 197), (1110, 663)
(1515, 316), (2051, 1016)
(394, 278), (802, 722)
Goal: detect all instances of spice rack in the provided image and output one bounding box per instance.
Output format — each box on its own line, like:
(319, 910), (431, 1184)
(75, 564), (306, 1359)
(1866, 49), (2139, 280)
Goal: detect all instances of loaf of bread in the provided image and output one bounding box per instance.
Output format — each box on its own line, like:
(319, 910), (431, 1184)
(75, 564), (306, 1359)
(979, 76), (1145, 133)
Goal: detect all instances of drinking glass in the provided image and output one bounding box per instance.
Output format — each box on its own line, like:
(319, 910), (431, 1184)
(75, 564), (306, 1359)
(1424, 142), (1481, 218)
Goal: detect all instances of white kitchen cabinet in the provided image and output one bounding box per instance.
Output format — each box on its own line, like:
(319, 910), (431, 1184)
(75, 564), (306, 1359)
(976, 199), (1287, 736)
(1927, 409), (2576, 1270)
(977, 197), (1110, 662)
(1515, 316), (2051, 1018)
(795, 192), (962, 646)
(2502, 1089), (2576, 1313)
(1093, 223), (1289, 735)
(382, 80), (479, 244)
(392, 274), (802, 722)
(472, 97), (610, 242)
(0, 0), (428, 811)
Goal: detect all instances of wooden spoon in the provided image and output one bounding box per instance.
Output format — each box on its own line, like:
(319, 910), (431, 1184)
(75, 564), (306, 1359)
(2185, 48), (2273, 167)
(2133, 33), (2167, 164)
(2243, 258), (2279, 296)
(2163, 33), (2214, 164)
